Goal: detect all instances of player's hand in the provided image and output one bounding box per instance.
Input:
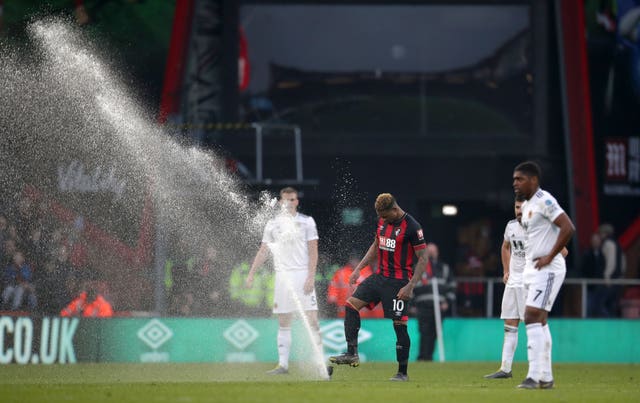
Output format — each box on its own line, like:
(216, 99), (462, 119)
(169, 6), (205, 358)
(397, 283), (414, 301)
(348, 270), (360, 285)
(303, 276), (314, 294)
(245, 273), (254, 288)
(533, 255), (552, 269)
(503, 272), (509, 284)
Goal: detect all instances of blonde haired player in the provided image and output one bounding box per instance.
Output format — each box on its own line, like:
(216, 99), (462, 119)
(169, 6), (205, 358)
(245, 187), (327, 378)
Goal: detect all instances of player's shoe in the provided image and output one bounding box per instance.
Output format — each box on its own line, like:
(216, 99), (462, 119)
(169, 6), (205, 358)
(389, 373), (409, 382)
(484, 370), (513, 379)
(265, 365), (288, 375)
(517, 378), (540, 389)
(329, 352), (360, 367)
(539, 379), (555, 389)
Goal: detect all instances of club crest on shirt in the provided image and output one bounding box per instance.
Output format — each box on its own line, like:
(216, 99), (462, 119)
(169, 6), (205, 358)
(395, 228), (401, 236)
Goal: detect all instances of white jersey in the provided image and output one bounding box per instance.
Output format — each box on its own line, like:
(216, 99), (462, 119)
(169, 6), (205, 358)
(520, 188), (566, 273)
(503, 219), (526, 287)
(262, 212), (318, 271)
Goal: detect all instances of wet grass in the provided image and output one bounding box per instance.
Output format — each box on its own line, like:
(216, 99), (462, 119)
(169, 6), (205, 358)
(1, 361), (639, 402)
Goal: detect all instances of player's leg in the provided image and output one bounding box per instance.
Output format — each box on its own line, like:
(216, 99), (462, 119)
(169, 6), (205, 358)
(268, 272), (294, 374)
(328, 297), (366, 366)
(265, 313), (292, 374)
(304, 309), (331, 379)
(541, 322), (553, 386)
(486, 287), (522, 378)
(518, 269), (563, 389)
(538, 270), (563, 388)
(501, 319), (519, 372)
(518, 306), (546, 388)
(390, 319), (410, 381)
(383, 278), (411, 381)
(303, 304), (322, 353)
(330, 275), (380, 366)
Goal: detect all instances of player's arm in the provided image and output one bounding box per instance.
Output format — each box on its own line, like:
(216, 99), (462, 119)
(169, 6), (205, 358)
(304, 239), (318, 294)
(245, 243), (270, 288)
(501, 239), (511, 284)
(397, 246), (428, 301)
(349, 238), (378, 285)
(534, 213), (575, 269)
(601, 240), (616, 284)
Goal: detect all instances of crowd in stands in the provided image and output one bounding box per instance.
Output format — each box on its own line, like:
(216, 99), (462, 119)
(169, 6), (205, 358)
(0, 193), (111, 317)
(1, 190), (635, 319)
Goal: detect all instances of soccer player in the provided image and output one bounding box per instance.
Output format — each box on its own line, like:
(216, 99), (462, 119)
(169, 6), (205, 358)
(512, 161), (575, 389)
(245, 187), (327, 378)
(484, 195), (527, 379)
(329, 193), (429, 382)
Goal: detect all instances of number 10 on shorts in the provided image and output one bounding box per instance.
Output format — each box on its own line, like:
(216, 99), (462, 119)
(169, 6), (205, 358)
(393, 299), (405, 313)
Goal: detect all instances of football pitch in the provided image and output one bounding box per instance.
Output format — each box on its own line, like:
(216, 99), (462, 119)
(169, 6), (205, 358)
(1, 362), (638, 403)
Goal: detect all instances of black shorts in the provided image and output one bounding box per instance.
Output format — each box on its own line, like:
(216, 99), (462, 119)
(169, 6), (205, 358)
(352, 273), (409, 320)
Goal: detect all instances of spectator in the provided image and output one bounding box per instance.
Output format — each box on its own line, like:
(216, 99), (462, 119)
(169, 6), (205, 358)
(74, 0), (90, 26)
(66, 216), (88, 271)
(327, 255), (384, 319)
(455, 246), (485, 316)
(60, 280), (113, 317)
(2, 238), (17, 269)
(26, 225), (48, 271)
(164, 238), (197, 316)
(6, 224), (23, 252)
(37, 245), (76, 315)
(193, 245), (229, 316)
(594, 223), (627, 317)
(0, 214), (8, 256)
(12, 197), (33, 239)
(412, 243), (456, 361)
(1, 251), (37, 311)
(454, 220), (497, 317)
(229, 261), (273, 317)
(581, 232), (605, 317)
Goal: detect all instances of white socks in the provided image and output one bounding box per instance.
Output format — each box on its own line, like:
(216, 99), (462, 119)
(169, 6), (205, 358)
(525, 323), (544, 381)
(501, 324), (519, 373)
(277, 327), (292, 369)
(541, 323), (553, 382)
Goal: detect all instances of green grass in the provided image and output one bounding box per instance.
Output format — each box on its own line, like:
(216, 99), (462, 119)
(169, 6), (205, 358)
(1, 362), (639, 402)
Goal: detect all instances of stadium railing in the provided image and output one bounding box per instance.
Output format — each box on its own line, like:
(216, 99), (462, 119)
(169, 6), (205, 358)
(453, 277), (640, 319)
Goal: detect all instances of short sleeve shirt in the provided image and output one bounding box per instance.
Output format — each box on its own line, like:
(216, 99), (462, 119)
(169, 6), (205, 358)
(503, 219), (526, 287)
(376, 213), (426, 280)
(262, 212), (318, 271)
(520, 188), (565, 268)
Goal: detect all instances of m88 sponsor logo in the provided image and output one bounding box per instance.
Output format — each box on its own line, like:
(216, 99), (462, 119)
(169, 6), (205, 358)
(379, 236), (396, 251)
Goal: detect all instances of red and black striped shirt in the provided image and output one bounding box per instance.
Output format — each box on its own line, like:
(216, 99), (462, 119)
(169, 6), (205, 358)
(375, 213), (426, 280)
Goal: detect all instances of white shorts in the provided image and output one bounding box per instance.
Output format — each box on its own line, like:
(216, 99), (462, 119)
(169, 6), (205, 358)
(500, 286), (525, 320)
(273, 270), (318, 314)
(524, 268), (565, 312)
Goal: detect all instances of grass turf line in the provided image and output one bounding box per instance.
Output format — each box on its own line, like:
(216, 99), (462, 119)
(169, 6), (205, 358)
(1, 362), (638, 403)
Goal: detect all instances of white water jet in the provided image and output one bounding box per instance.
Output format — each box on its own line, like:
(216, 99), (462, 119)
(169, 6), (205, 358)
(0, 19), (328, 379)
